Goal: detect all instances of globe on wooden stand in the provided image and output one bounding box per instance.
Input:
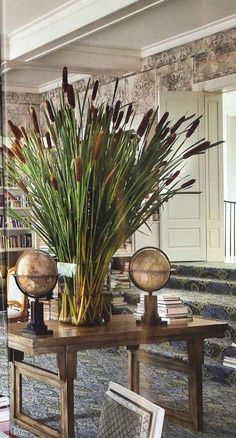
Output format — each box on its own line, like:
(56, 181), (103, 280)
(14, 249), (58, 336)
(129, 247), (171, 326)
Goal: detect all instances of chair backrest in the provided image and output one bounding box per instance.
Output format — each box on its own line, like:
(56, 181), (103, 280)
(7, 267), (25, 312)
(98, 381), (165, 438)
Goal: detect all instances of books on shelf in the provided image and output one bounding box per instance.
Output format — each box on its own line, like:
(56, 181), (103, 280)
(134, 293), (192, 324)
(0, 234), (32, 249)
(223, 343), (236, 369)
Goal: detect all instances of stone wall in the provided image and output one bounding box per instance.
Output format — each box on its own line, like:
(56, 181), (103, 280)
(4, 27), (236, 133)
(40, 27), (236, 119)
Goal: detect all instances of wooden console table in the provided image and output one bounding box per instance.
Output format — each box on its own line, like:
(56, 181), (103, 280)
(8, 315), (228, 438)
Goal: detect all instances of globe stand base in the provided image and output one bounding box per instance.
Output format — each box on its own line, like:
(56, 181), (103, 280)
(141, 294), (167, 326)
(22, 300), (53, 337)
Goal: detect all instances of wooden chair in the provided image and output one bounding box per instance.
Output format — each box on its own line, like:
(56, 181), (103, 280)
(7, 267), (27, 322)
(98, 381), (165, 438)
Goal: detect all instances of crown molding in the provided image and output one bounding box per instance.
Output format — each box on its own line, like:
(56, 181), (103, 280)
(7, 0), (164, 61)
(192, 73), (236, 92)
(142, 14), (236, 58)
(38, 73), (90, 93)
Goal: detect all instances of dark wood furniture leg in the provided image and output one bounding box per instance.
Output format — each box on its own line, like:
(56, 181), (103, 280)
(9, 347), (77, 438)
(127, 345), (140, 393)
(187, 336), (204, 431)
(127, 337), (205, 432)
(59, 346), (77, 438)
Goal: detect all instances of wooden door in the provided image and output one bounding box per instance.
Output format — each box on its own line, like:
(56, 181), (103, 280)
(159, 92), (206, 261)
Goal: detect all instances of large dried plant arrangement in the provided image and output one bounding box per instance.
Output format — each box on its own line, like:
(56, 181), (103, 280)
(5, 67), (222, 325)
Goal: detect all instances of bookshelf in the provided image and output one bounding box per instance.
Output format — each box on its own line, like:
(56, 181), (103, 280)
(0, 165), (34, 310)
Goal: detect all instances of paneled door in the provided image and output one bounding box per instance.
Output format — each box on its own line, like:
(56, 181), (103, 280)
(159, 92), (206, 261)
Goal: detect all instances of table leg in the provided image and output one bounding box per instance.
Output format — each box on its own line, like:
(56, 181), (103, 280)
(127, 345), (140, 393)
(187, 337), (204, 431)
(58, 346), (77, 438)
(9, 349), (24, 421)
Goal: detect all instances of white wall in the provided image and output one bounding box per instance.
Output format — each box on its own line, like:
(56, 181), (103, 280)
(223, 90), (236, 202)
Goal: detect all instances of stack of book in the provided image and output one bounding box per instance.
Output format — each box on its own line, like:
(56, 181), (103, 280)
(110, 264), (130, 292)
(112, 294), (126, 307)
(223, 343), (236, 369)
(0, 395), (10, 432)
(134, 293), (192, 324)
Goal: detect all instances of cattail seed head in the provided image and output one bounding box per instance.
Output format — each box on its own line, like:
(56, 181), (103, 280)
(137, 109), (153, 137)
(125, 104), (133, 124)
(45, 131), (52, 149)
(8, 120), (22, 140)
(186, 118), (201, 138)
(181, 178), (196, 189)
(183, 141), (210, 159)
(113, 100), (121, 123)
(92, 79), (99, 101)
(62, 66), (68, 92)
(92, 129), (104, 160)
(50, 175), (59, 191)
(30, 107), (40, 134)
(165, 132), (177, 146)
(165, 170), (180, 186)
(76, 157), (82, 182)
(67, 84), (75, 108)
(160, 127), (169, 140)
(155, 111), (169, 134)
(170, 116), (186, 134)
(45, 100), (55, 122)
(115, 110), (124, 130)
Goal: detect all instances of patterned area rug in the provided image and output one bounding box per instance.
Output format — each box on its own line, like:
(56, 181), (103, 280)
(1, 315), (236, 437)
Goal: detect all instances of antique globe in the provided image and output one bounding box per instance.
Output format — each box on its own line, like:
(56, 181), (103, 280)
(14, 249), (58, 336)
(129, 247), (171, 325)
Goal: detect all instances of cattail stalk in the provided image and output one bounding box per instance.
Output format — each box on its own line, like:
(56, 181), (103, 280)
(92, 80), (99, 101)
(18, 180), (28, 195)
(104, 167), (117, 186)
(92, 130), (104, 160)
(45, 100), (55, 122)
(50, 175), (59, 191)
(12, 142), (26, 163)
(21, 126), (28, 142)
(76, 157), (82, 182)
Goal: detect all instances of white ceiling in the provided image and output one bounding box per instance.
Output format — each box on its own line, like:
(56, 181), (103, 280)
(1, 0), (236, 93)
(3, 0), (75, 34)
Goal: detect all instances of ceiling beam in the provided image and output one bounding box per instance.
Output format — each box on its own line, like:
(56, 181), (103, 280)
(6, 0), (165, 61)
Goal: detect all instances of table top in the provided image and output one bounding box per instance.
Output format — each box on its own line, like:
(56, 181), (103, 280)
(8, 315), (228, 354)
